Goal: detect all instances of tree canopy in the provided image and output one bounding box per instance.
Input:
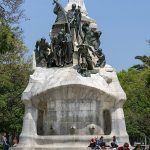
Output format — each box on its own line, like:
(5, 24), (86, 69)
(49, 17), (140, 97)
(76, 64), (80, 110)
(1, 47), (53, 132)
(0, 0), (25, 24)
(0, 0), (31, 137)
(0, 63), (31, 134)
(118, 54), (150, 144)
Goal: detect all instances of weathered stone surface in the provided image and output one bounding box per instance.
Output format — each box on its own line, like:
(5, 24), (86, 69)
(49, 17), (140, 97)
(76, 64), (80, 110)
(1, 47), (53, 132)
(13, 64), (129, 150)
(22, 66), (117, 101)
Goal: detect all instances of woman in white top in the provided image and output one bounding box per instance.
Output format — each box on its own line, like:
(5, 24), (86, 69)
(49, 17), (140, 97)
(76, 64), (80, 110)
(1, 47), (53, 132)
(2, 132), (9, 150)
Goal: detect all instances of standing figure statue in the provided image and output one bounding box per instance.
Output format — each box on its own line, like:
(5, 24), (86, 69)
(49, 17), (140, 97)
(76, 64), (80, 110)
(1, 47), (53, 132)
(62, 29), (73, 64)
(35, 38), (51, 67)
(53, 0), (66, 24)
(76, 6), (83, 42)
(52, 0), (74, 65)
(52, 31), (66, 67)
(67, 4), (83, 44)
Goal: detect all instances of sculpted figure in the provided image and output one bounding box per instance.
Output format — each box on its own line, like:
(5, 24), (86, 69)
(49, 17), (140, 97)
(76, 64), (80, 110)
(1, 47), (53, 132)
(62, 29), (73, 64)
(77, 44), (97, 77)
(77, 44), (94, 70)
(82, 23), (101, 48)
(67, 4), (82, 43)
(35, 38), (51, 66)
(82, 23), (106, 68)
(51, 28), (73, 67)
(52, 31), (66, 67)
(95, 48), (106, 68)
(90, 29), (102, 50)
(75, 6), (83, 42)
(53, 0), (66, 24)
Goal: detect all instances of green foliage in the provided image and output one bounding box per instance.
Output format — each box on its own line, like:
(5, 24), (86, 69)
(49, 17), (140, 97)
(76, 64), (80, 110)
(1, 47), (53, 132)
(118, 68), (150, 142)
(0, 144), (3, 150)
(132, 55), (150, 70)
(0, 22), (16, 54)
(0, 63), (31, 133)
(0, 0), (25, 24)
(0, 21), (27, 64)
(0, 22), (31, 133)
(0, 0), (31, 136)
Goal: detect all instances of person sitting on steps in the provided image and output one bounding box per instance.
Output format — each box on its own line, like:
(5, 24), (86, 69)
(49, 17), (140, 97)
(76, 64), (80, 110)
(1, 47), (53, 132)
(111, 136), (118, 148)
(88, 137), (96, 148)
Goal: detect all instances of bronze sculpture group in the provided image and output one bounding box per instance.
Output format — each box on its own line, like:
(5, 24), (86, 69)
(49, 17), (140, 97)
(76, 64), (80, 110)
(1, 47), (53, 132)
(35, 0), (106, 77)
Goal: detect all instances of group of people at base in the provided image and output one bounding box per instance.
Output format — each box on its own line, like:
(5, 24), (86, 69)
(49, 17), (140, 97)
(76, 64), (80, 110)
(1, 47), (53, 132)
(88, 136), (130, 150)
(2, 132), (18, 150)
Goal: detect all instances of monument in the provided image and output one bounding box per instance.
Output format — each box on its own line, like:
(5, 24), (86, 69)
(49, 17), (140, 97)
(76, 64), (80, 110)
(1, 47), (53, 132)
(13, 0), (129, 149)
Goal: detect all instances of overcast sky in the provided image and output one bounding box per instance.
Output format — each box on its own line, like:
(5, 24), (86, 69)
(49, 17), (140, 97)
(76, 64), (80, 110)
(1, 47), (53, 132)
(20, 0), (150, 71)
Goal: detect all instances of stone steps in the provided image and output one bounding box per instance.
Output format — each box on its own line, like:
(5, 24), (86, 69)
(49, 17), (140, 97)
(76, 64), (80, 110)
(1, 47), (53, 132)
(11, 145), (132, 150)
(11, 146), (91, 150)
(35, 135), (112, 145)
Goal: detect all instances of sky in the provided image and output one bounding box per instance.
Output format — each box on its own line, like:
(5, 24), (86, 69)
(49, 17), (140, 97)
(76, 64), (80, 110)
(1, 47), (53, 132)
(20, 0), (150, 71)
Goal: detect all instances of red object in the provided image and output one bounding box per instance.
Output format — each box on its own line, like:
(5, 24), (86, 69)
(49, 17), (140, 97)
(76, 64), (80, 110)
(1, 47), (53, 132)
(118, 146), (130, 150)
(90, 137), (96, 144)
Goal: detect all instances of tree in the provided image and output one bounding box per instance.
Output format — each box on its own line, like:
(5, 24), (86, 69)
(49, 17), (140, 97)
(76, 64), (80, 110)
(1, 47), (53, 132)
(132, 55), (150, 70)
(0, 20), (26, 63)
(0, 5), (5, 18)
(0, 0), (31, 141)
(118, 63), (150, 144)
(118, 41), (150, 144)
(0, 0), (25, 24)
(0, 63), (31, 134)
(118, 39), (150, 144)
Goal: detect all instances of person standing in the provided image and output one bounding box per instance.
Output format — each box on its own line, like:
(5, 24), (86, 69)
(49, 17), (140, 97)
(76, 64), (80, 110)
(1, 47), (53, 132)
(2, 132), (9, 150)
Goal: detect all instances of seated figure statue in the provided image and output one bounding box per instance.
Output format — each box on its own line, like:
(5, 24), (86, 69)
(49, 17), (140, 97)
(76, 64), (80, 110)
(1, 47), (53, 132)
(77, 44), (95, 77)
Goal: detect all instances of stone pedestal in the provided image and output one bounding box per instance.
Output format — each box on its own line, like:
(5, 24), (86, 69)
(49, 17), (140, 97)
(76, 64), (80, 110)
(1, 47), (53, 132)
(12, 65), (129, 150)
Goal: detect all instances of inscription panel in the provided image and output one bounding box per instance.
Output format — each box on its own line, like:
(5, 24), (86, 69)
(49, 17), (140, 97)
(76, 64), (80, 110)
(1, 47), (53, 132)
(43, 100), (101, 135)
